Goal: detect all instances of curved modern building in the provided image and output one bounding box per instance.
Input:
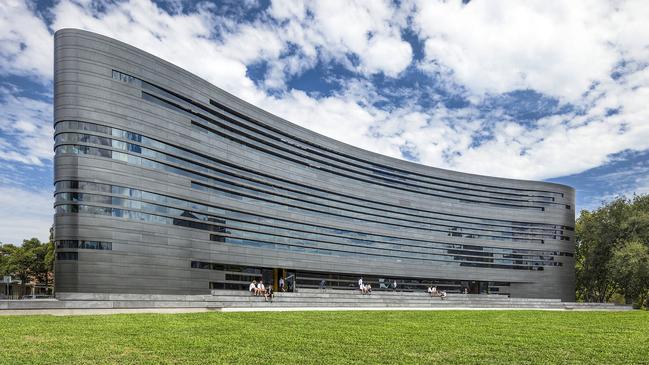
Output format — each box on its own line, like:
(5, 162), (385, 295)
(53, 29), (576, 300)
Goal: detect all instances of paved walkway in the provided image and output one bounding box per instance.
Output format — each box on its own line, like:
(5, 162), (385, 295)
(1, 306), (623, 316)
(0, 307), (215, 316)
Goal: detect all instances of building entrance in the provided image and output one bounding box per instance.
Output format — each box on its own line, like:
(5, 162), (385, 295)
(468, 281), (489, 294)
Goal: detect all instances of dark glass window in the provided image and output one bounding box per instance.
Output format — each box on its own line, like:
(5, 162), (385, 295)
(210, 234), (225, 242)
(111, 70), (140, 86)
(56, 240), (112, 250)
(56, 252), (78, 261)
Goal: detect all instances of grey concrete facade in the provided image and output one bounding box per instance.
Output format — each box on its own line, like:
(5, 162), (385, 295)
(53, 29), (576, 301)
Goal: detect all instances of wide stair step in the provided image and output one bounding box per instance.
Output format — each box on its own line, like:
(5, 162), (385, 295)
(3, 290), (631, 311)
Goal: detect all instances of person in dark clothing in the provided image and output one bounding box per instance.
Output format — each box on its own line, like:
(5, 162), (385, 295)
(265, 285), (274, 302)
(319, 279), (326, 290)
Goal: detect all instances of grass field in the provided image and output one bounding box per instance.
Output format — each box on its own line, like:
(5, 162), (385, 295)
(0, 310), (648, 364)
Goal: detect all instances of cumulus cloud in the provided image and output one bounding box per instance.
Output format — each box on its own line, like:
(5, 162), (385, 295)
(0, 86), (53, 165)
(0, 0), (53, 82)
(404, 0), (649, 180)
(264, 0), (412, 82)
(0, 186), (53, 244)
(0, 0), (648, 189)
(413, 0), (622, 101)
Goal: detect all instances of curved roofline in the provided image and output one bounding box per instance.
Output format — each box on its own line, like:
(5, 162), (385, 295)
(54, 28), (574, 193)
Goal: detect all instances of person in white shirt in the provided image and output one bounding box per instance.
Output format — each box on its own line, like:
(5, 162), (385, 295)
(358, 277), (364, 293)
(257, 281), (266, 296)
(249, 281), (257, 296)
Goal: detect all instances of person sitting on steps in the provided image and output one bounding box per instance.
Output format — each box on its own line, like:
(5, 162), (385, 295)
(265, 285), (274, 302)
(257, 280), (265, 296)
(249, 280), (257, 296)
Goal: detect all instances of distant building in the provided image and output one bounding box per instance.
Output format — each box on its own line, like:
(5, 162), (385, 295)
(53, 29), (576, 300)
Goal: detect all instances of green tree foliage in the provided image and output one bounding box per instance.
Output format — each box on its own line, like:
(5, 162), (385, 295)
(576, 194), (649, 308)
(0, 242), (8, 275)
(609, 241), (649, 306)
(0, 237), (54, 297)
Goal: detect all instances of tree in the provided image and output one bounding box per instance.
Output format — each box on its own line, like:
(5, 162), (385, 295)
(576, 198), (630, 302)
(0, 242), (6, 274)
(44, 240), (55, 287)
(0, 242), (9, 278)
(576, 194), (649, 307)
(1, 238), (50, 297)
(609, 241), (649, 306)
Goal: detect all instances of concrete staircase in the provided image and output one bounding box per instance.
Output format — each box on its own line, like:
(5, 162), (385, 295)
(209, 289), (632, 311)
(0, 290), (634, 313)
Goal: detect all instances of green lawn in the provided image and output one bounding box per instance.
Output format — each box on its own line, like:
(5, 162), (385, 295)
(0, 310), (647, 364)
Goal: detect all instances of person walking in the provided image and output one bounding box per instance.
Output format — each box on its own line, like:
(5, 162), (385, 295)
(279, 277), (285, 292)
(358, 277), (364, 293)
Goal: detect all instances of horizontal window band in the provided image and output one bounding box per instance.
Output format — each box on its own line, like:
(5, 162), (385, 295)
(53, 182), (574, 258)
(54, 143), (554, 240)
(191, 181), (567, 242)
(146, 89), (559, 208)
(54, 121), (573, 231)
(57, 202), (557, 269)
(113, 70), (564, 198)
(56, 252), (78, 261)
(56, 239), (112, 250)
(56, 203), (228, 233)
(187, 111), (561, 206)
(193, 233), (555, 269)
(189, 118), (559, 206)
(53, 126), (572, 235)
(53, 156), (564, 245)
(55, 180), (574, 256)
(110, 70), (566, 200)
(55, 193), (561, 263)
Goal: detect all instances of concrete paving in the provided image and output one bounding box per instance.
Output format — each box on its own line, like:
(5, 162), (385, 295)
(0, 307), (215, 316)
(0, 289), (633, 316)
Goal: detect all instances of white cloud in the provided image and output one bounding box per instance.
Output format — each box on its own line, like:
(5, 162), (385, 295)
(362, 34), (412, 76)
(0, 0), (648, 188)
(413, 0), (623, 102)
(0, 186), (53, 244)
(0, 86), (53, 166)
(401, 0), (649, 181)
(0, 0), (53, 82)
(51, 0), (259, 99)
(268, 0), (413, 79)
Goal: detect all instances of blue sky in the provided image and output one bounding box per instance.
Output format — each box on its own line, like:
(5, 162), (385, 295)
(1, 0), (649, 244)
